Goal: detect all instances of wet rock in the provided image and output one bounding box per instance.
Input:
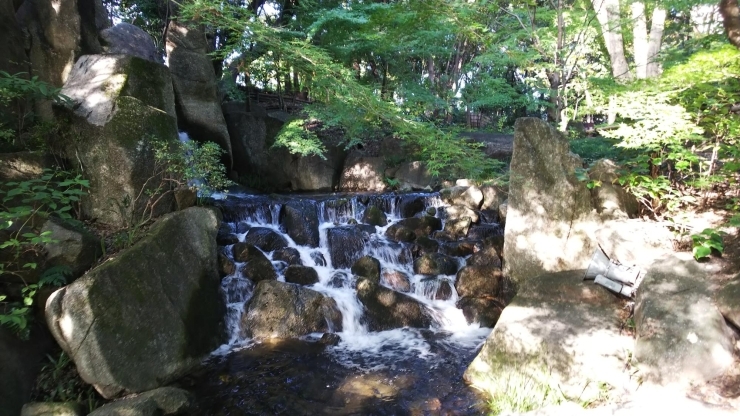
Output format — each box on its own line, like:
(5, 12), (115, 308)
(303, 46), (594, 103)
(351, 256), (381, 282)
(426, 207), (437, 216)
(479, 209), (499, 224)
(465, 271), (631, 406)
(356, 278), (433, 331)
(385, 225), (416, 243)
(456, 298), (503, 327)
(455, 266), (503, 298)
(425, 278), (453, 300)
(21, 402), (84, 416)
(716, 275), (740, 328)
(329, 271), (352, 288)
(244, 227), (289, 252)
(439, 241), (476, 257)
(414, 253), (459, 276)
(218, 252), (236, 277)
(381, 270), (411, 292)
(235, 221), (251, 234)
(445, 205), (479, 223)
(467, 245), (502, 269)
(634, 253), (735, 387)
(412, 236), (440, 255)
(467, 225), (501, 241)
(273, 247), (302, 266)
(440, 186), (483, 210)
(399, 197), (426, 218)
(280, 201), (320, 247)
(41, 217), (102, 278)
(235, 245), (277, 283)
(319, 333), (341, 346)
(503, 117), (599, 287)
(311, 252), (327, 267)
(285, 266), (320, 286)
(87, 386), (193, 416)
(45, 208), (225, 398)
(362, 205), (388, 227)
(100, 22), (161, 63)
(174, 187), (197, 211)
(327, 226), (367, 269)
(216, 233), (239, 246)
(241, 280), (342, 339)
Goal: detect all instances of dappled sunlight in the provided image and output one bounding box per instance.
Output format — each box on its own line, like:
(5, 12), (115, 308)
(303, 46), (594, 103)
(61, 56), (130, 126)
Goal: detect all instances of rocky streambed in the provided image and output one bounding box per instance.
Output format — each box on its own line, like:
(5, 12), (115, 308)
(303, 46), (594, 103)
(181, 189), (508, 414)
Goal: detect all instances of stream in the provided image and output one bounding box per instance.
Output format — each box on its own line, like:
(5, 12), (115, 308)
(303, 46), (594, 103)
(180, 192), (498, 415)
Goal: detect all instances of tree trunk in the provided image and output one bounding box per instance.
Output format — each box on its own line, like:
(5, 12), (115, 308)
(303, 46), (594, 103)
(592, 0), (631, 81)
(719, 0), (740, 49)
(646, 7), (666, 78)
(631, 2), (648, 79)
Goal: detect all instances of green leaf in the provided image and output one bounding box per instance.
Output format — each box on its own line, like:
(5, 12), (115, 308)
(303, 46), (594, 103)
(693, 245), (712, 260)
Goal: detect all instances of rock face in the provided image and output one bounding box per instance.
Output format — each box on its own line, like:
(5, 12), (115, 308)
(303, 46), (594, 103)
(327, 226), (366, 269)
(41, 217), (102, 278)
(166, 20), (233, 167)
(503, 117), (599, 287)
(0, 0), (29, 76)
(87, 386), (193, 416)
(45, 208), (226, 399)
(388, 161), (435, 190)
(101, 23), (161, 63)
(634, 253), (735, 387)
(465, 271), (633, 406)
(221, 102), (346, 191)
(589, 159), (638, 220)
(716, 275), (740, 328)
(61, 54), (178, 227)
(356, 278), (432, 331)
(339, 154), (387, 192)
(241, 280), (342, 339)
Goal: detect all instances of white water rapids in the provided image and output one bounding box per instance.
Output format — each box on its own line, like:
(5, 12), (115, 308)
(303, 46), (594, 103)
(215, 193), (492, 370)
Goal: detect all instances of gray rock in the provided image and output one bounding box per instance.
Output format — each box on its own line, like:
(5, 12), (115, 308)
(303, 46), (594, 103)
(42, 217), (101, 278)
(273, 247), (302, 266)
(456, 297), (503, 327)
(241, 280), (342, 339)
(60, 55), (178, 227)
(445, 205), (479, 223)
(362, 205), (388, 227)
(390, 161), (435, 190)
(101, 23), (161, 63)
(284, 265), (319, 286)
(45, 208), (225, 398)
(465, 271), (633, 407)
(0, 327), (56, 416)
(443, 217), (472, 238)
(386, 216), (442, 239)
(498, 200), (508, 225)
(502, 118), (599, 287)
(634, 253), (735, 387)
(233, 244), (277, 282)
(467, 245), (502, 269)
(716, 275), (740, 328)
(440, 186), (483, 210)
(356, 278), (433, 331)
(21, 402), (84, 416)
(0, 151), (57, 182)
(339, 155), (387, 192)
(588, 159), (638, 220)
(439, 240), (475, 257)
(280, 201), (320, 247)
(166, 20), (233, 167)
(480, 184), (507, 211)
(218, 252), (236, 277)
(381, 270), (411, 292)
(88, 386), (192, 416)
(173, 187), (197, 211)
(467, 224), (501, 241)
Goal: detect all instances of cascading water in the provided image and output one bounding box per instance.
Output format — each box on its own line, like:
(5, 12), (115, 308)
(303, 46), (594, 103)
(187, 191), (502, 415)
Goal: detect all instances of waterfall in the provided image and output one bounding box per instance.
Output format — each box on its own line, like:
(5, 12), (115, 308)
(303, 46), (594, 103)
(215, 192), (495, 366)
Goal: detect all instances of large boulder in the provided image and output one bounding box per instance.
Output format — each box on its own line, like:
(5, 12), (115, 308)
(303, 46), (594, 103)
(440, 186), (483, 210)
(327, 226), (366, 269)
(351, 256), (381, 281)
(45, 208), (226, 398)
(100, 23), (161, 63)
(588, 159), (639, 220)
(284, 265), (319, 286)
(465, 271), (634, 407)
(387, 161), (435, 190)
(60, 54), (178, 227)
(633, 253), (735, 387)
(279, 201), (320, 247)
(455, 266), (503, 298)
(240, 280), (342, 339)
(361, 205), (387, 227)
(41, 217), (102, 278)
(503, 118), (600, 287)
(243, 227), (289, 252)
(0, 151), (56, 182)
(356, 278), (433, 331)
(716, 275), (740, 328)
(166, 20), (233, 167)
(339, 154), (387, 192)
(413, 253), (459, 276)
(480, 184), (507, 211)
(87, 386), (193, 416)
(232, 244), (277, 283)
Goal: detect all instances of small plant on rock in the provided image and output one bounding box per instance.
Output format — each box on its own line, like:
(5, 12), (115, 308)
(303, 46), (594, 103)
(690, 228), (724, 260)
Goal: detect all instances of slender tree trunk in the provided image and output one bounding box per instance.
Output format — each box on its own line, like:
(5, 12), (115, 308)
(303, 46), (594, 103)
(632, 2), (648, 79)
(719, 0), (740, 48)
(592, 0), (632, 81)
(646, 7), (666, 78)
